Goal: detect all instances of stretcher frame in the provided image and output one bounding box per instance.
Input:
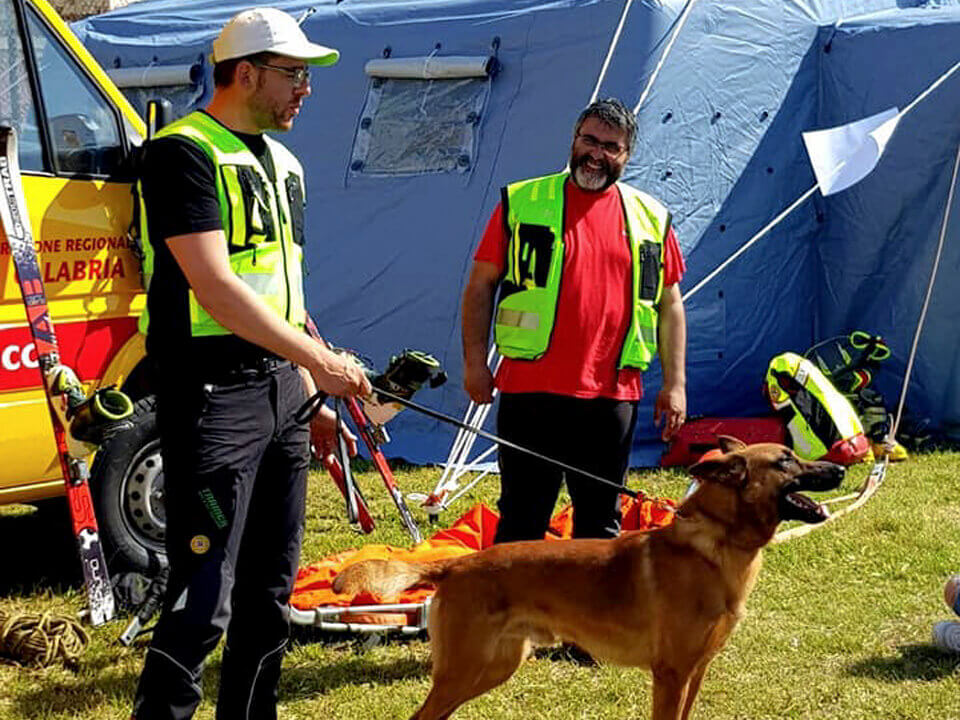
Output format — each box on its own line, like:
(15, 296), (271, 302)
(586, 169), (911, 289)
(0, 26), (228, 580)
(289, 598), (432, 635)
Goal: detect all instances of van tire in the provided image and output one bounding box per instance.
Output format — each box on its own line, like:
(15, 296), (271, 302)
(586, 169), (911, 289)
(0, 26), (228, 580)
(90, 396), (167, 574)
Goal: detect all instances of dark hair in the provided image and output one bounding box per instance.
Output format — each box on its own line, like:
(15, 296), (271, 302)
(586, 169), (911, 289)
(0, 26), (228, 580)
(574, 98), (637, 155)
(212, 51), (275, 88)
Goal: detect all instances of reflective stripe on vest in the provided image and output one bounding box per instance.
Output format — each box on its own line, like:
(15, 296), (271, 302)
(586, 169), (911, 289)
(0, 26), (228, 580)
(496, 308), (540, 330)
(137, 111), (306, 338)
(493, 171), (670, 370)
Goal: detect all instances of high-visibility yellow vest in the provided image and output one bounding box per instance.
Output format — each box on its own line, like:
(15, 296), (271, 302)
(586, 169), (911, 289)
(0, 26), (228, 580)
(494, 171), (670, 370)
(138, 111), (306, 337)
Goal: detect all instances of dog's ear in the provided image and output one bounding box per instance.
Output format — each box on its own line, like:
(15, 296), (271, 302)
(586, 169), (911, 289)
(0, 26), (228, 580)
(690, 453), (747, 487)
(716, 435), (747, 453)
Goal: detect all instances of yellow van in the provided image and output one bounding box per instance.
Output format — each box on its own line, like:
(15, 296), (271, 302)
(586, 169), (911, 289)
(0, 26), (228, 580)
(0, 0), (164, 572)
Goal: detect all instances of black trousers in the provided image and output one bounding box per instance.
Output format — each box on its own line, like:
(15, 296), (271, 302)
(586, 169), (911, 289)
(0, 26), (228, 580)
(133, 362), (309, 720)
(493, 392), (639, 543)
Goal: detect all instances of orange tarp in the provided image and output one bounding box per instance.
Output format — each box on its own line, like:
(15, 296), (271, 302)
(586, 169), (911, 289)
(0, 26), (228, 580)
(291, 495), (676, 613)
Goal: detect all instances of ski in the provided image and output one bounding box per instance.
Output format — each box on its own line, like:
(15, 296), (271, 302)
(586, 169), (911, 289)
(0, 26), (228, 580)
(0, 125), (115, 625)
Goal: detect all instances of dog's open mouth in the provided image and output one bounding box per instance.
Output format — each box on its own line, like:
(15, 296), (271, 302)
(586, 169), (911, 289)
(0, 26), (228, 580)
(777, 463), (844, 524)
(778, 488), (829, 524)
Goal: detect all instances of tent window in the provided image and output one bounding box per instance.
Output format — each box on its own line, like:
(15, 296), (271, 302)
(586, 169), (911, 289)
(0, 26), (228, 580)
(350, 56), (495, 177)
(105, 63), (205, 122)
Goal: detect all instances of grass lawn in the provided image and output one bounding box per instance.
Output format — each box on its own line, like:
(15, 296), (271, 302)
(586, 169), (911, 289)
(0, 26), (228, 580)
(2, 450), (960, 719)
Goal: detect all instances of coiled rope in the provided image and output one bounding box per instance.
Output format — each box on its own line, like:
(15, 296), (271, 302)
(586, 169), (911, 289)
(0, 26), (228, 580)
(0, 607), (89, 668)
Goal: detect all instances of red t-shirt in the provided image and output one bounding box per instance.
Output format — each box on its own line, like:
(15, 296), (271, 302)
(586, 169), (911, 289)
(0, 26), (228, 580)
(474, 179), (685, 400)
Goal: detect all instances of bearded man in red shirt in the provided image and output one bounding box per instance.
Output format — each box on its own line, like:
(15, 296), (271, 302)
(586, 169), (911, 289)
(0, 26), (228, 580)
(461, 98), (687, 543)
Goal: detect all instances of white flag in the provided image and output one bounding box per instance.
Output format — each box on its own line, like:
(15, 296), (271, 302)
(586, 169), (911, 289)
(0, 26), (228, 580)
(802, 107), (900, 196)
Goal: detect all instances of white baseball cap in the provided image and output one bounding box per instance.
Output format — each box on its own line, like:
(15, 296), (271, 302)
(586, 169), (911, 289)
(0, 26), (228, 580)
(212, 7), (339, 66)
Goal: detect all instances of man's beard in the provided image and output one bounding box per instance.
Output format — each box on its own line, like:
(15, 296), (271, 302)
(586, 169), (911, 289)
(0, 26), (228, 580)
(250, 80), (292, 132)
(250, 103), (288, 132)
(570, 152), (621, 191)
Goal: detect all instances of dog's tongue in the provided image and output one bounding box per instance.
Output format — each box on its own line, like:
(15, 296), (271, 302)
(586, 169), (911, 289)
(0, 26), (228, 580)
(786, 492), (830, 520)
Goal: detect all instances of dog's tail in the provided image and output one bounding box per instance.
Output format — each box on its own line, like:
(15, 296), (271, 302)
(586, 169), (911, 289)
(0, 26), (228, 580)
(332, 559), (451, 600)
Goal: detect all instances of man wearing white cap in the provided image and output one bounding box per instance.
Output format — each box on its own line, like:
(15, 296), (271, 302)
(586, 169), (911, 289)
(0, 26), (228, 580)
(131, 8), (368, 720)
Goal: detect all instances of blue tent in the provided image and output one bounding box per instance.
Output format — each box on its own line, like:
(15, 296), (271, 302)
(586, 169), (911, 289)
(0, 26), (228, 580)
(73, 0), (960, 465)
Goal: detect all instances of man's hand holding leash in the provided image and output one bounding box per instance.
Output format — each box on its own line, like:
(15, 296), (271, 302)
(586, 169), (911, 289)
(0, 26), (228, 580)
(299, 345), (370, 461)
(307, 343), (372, 398)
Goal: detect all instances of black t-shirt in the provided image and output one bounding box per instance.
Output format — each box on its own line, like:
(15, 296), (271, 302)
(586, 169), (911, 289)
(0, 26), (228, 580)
(140, 111), (281, 372)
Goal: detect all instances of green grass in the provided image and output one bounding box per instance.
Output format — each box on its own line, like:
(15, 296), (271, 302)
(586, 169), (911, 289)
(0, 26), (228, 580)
(2, 452), (960, 719)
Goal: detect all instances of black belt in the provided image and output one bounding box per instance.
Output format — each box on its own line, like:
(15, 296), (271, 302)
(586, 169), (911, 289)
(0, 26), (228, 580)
(188, 357), (293, 385)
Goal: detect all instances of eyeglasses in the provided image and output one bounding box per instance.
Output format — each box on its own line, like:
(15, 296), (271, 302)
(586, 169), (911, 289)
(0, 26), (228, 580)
(576, 132), (627, 156)
(252, 62), (310, 88)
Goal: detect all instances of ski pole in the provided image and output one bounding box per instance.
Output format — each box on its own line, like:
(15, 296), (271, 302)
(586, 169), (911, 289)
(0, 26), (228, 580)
(343, 394), (423, 544)
(334, 398), (361, 525)
(322, 453), (376, 533)
(299, 317), (423, 543)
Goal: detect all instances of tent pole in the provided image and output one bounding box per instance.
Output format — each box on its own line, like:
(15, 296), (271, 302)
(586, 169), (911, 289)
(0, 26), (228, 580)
(682, 185), (818, 302)
(633, 0), (699, 115)
(900, 58), (960, 118)
(589, 0), (635, 104)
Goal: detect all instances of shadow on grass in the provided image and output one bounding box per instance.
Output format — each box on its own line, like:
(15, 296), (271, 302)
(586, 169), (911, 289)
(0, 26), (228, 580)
(10, 642), (430, 716)
(11, 654), (225, 718)
(280, 654), (430, 700)
(534, 643), (599, 666)
(9, 656), (429, 718)
(0, 500), (83, 597)
(845, 643), (960, 681)
(12, 671), (136, 718)
(7, 634), (427, 716)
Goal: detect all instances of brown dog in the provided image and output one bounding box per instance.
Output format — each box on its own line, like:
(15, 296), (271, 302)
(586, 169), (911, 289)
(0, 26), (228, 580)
(333, 438), (844, 720)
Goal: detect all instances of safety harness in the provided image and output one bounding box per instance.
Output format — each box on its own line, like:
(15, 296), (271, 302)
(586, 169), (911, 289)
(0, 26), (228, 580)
(804, 331), (893, 442)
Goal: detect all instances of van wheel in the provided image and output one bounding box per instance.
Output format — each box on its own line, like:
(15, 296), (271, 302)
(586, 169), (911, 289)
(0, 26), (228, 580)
(90, 396), (167, 574)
